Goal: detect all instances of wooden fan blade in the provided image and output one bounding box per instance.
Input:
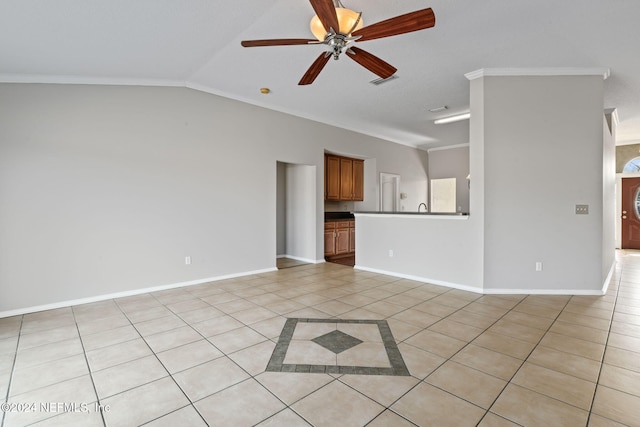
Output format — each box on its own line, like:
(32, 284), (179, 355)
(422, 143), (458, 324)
(309, 0), (339, 34)
(299, 53), (331, 85)
(352, 8), (435, 42)
(241, 39), (318, 47)
(346, 47), (397, 79)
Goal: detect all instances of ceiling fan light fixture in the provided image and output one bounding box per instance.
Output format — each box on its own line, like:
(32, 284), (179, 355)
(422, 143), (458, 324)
(310, 7), (364, 41)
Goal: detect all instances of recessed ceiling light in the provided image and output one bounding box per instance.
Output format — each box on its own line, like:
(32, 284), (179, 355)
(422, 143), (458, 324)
(260, 87), (271, 94)
(429, 106), (448, 113)
(434, 112), (471, 124)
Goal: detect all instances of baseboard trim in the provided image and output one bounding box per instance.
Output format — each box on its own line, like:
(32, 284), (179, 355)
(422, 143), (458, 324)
(482, 288), (606, 296)
(354, 265), (484, 294)
(600, 260), (617, 296)
(354, 265), (612, 296)
(0, 267), (278, 318)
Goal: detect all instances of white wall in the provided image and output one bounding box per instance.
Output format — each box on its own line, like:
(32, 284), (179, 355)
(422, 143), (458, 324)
(355, 72), (613, 295)
(276, 162), (286, 256)
(428, 145), (470, 213)
(0, 83), (429, 314)
(355, 215), (483, 292)
(602, 115), (616, 280)
(285, 164), (316, 262)
(480, 75), (611, 292)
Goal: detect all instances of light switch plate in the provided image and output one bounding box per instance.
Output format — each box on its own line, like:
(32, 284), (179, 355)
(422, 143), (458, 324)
(575, 204), (589, 215)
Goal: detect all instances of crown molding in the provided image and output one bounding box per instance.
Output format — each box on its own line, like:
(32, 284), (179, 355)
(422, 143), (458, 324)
(465, 67), (611, 81)
(0, 73), (185, 87)
(605, 107), (619, 127)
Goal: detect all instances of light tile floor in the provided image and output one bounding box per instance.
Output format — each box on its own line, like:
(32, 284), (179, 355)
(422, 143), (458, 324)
(1, 251), (640, 426)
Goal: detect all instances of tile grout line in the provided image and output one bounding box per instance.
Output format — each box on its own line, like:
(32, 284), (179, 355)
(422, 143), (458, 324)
(0, 315), (24, 427)
(335, 292), (529, 426)
(70, 307), (108, 427)
(4, 260), (639, 426)
(585, 260), (623, 426)
(114, 296), (211, 427)
(128, 282), (321, 425)
(479, 294), (586, 423)
(414, 293), (573, 426)
(338, 294), (507, 425)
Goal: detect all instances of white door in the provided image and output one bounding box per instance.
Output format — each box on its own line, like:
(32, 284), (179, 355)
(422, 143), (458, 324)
(380, 173), (400, 212)
(430, 178), (456, 213)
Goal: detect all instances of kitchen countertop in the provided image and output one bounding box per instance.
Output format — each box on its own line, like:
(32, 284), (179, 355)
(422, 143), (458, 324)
(354, 211), (469, 216)
(324, 212), (355, 221)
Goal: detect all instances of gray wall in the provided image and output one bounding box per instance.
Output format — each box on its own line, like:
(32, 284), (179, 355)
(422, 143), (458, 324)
(427, 145), (470, 213)
(276, 162), (286, 256)
(0, 83), (429, 314)
(356, 73), (614, 295)
(481, 75), (612, 292)
(285, 164), (317, 262)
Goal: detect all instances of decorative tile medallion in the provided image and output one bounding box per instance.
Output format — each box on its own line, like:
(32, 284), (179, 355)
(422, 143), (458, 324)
(312, 330), (363, 354)
(266, 318), (410, 376)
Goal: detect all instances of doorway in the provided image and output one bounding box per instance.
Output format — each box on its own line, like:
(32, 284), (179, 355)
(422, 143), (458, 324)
(276, 162), (317, 267)
(380, 173), (400, 212)
(621, 177), (640, 249)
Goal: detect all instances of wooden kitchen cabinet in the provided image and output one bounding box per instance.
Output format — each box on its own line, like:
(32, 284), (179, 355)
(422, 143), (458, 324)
(349, 220), (356, 253)
(324, 154), (364, 201)
(352, 160), (364, 201)
(325, 155), (340, 201)
(324, 222), (336, 257)
(334, 221), (350, 255)
(325, 219), (355, 260)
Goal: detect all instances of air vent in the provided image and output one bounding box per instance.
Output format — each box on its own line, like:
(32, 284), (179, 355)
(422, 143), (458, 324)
(369, 75), (399, 86)
(429, 106), (448, 113)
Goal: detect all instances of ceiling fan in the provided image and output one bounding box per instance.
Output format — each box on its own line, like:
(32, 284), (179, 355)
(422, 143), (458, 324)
(241, 0), (436, 85)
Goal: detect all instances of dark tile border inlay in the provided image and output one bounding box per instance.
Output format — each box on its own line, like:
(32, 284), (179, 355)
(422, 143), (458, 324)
(266, 318), (410, 376)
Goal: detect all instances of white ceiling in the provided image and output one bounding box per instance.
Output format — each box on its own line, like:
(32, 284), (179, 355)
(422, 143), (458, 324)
(2, 0), (639, 150)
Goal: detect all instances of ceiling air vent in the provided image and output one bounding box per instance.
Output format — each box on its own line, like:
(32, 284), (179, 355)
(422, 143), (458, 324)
(369, 75), (399, 86)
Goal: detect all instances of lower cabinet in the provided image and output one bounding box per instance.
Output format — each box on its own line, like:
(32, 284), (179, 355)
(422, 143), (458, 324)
(325, 220), (355, 259)
(324, 224), (336, 257)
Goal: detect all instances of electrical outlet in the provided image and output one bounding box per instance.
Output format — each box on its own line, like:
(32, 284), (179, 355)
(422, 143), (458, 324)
(185, 256), (191, 265)
(575, 204), (589, 215)
(535, 261), (543, 272)
(388, 249), (394, 257)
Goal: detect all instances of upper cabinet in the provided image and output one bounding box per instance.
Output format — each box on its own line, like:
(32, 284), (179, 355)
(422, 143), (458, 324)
(325, 155), (341, 201)
(325, 154), (364, 201)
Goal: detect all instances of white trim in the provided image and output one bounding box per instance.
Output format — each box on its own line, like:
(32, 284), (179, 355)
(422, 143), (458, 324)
(354, 265), (483, 294)
(465, 67), (611, 81)
(355, 264), (613, 296)
(427, 143), (470, 153)
(0, 267), (277, 318)
(604, 108), (619, 128)
(600, 261), (616, 296)
(0, 73), (185, 87)
(482, 288), (605, 296)
(354, 213), (469, 220)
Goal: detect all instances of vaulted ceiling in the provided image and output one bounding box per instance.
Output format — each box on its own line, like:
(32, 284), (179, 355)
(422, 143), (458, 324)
(2, 0), (639, 150)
